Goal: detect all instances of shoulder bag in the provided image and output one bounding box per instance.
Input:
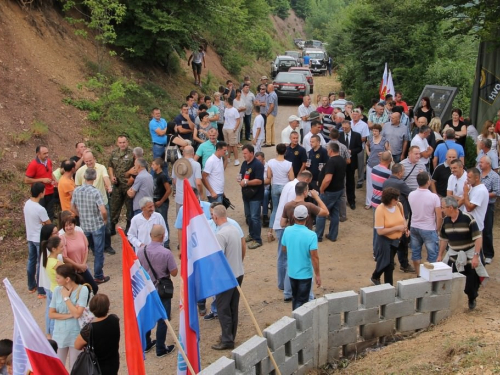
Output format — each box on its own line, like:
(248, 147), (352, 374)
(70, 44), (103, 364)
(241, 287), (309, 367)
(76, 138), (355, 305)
(144, 246), (174, 299)
(165, 135), (180, 164)
(76, 284), (95, 328)
(70, 324), (102, 375)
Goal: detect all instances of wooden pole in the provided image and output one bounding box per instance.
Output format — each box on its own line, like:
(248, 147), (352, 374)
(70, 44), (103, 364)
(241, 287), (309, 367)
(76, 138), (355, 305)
(237, 285), (282, 375)
(165, 319), (196, 375)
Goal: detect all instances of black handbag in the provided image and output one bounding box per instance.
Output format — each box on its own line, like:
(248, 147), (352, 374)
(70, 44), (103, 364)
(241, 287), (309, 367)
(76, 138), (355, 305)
(144, 246), (174, 299)
(222, 194), (235, 210)
(71, 324), (101, 375)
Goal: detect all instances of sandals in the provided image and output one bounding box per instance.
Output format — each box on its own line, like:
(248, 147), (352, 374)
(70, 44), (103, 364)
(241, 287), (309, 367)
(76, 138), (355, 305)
(364, 205), (371, 210)
(267, 232), (275, 243)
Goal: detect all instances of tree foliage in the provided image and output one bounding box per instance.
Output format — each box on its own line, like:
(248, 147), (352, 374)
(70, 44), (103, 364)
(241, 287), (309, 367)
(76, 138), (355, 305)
(290, 0), (312, 19)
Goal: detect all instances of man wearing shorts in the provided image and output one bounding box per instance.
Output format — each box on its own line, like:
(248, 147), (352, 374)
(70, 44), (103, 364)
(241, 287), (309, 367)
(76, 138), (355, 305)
(188, 46), (206, 86)
(223, 97), (241, 166)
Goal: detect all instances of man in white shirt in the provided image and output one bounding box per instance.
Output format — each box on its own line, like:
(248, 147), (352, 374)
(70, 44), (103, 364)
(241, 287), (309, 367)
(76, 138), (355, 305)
(298, 96), (315, 137)
(241, 83), (255, 141)
(222, 97), (241, 166)
(128, 196), (168, 252)
(281, 115), (301, 145)
(462, 168), (489, 231)
(251, 106), (265, 152)
(408, 172), (442, 276)
(410, 125), (434, 168)
(331, 91), (347, 111)
(351, 108), (370, 188)
(302, 120), (326, 153)
(447, 159), (467, 208)
(203, 142), (227, 203)
(24, 182), (50, 296)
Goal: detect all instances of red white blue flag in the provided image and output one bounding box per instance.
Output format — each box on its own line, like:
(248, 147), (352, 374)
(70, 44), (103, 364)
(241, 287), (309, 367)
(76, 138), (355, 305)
(3, 278), (68, 375)
(119, 227), (168, 375)
(177, 179), (238, 374)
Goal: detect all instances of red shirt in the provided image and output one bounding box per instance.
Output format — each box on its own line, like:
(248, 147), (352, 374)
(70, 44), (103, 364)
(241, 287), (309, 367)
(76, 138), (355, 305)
(25, 158), (54, 195)
(395, 100), (409, 113)
(495, 119), (500, 135)
(317, 106), (334, 115)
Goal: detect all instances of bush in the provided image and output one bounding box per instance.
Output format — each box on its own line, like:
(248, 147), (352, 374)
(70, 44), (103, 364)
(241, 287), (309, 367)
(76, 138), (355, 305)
(464, 136), (477, 169)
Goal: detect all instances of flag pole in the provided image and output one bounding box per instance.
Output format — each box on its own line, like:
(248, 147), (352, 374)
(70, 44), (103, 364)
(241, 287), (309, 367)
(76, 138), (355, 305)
(165, 319), (196, 375)
(237, 285), (282, 375)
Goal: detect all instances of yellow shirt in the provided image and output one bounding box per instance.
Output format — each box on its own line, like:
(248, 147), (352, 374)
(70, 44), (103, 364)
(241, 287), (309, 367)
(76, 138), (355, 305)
(74, 163), (109, 204)
(374, 202), (405, 240)
(46, 257), (61, 291)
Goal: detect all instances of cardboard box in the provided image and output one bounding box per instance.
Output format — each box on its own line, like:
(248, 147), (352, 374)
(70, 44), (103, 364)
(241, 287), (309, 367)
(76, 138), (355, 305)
(419, 262), (452, 282)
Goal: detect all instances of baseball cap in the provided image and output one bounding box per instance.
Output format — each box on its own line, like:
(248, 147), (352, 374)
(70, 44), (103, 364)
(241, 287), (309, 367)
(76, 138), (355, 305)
(261, 76), (269, 80)
(294, 205), (308, 220)
(288, 115), (300, 123)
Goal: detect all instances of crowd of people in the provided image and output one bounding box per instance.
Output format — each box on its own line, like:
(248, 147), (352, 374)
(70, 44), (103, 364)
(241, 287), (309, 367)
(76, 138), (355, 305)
(11, 71), (500, 373)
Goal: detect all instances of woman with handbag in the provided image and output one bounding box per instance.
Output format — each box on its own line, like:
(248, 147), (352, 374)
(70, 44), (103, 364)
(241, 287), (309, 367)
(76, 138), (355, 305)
(60, 215), (98, 295)
(49, 264), (89, 370)
(74, 294), (120, 375)
(370, 187), (408, 286)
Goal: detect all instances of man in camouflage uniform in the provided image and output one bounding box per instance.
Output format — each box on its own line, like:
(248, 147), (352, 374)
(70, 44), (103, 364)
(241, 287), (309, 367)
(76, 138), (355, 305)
(108, 135), (135, 235)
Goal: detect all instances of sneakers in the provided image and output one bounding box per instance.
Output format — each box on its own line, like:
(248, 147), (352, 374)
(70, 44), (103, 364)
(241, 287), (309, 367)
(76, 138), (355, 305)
(468, 299), (476, 310)
(248, 241), (262, 249)
(284, 297), (292, 303)
(204, 311), (218, 321)
(157, 345), (176, 357)
(144, 340), (157, 353)
(400, 265), (416, 273)
(94, 276), (111, 284)
(234, 160), (240, 166)
(244, 235), (253, 243)
(370, 277), (381, 286)
(485, 257), (492, 264)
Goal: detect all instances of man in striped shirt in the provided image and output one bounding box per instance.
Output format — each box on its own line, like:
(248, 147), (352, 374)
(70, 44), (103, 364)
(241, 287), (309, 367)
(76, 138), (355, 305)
(438, 196), (489, 310)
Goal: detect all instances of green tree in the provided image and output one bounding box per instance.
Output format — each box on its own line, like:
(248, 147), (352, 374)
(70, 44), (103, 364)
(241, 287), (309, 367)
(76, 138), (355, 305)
(290, 0), (312, 19)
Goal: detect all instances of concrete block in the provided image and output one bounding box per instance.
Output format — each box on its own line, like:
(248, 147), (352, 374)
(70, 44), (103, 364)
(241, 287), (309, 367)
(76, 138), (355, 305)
(328, 327), (357, 347)
(432, 309), (451, 324)
(290, 328), (313, 355)
(397, 278), (432, 300)
(328, 313), (341, 332)
(397, 312), (431, 332)
(280, 354), (299, 375)
(327, 346), (342, 362)
(311, 297), (329, 367)
(235, 368), (256, 375)
(450, 273), (467, 312)
(264, 316), (297, 351)
(299, 345), (313, 364)
(295, 360), (314, 375)
(259, 345), (285, 374)
(360, 284), (396, 308)
(381, 298), (415, 319)
(360, 320), (395, 340)
(231, 335), (267, 371)
(345, 307), (380, 327)
(418, 294), (451, 312)
(199, 357), (235, 375)
(292, 302), (315, 331)
(343, 338), (378, 357)
(325, 291), (359, 314)
(432, 279), (452, 295)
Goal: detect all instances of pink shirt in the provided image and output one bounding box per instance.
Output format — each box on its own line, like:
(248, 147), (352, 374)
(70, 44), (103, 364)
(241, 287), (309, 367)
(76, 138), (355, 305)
(62, 231), (88, 264)
(408, 188), (441, 230)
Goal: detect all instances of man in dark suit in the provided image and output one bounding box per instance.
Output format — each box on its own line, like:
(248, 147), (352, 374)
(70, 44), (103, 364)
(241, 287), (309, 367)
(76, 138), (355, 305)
(339, 120), (362, 209)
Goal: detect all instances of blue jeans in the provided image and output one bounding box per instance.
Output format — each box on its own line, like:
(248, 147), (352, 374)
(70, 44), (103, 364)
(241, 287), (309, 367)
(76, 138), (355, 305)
(105, 203), (112, 249)
(208, 194), (223, 203)
(85, 225), (106, 279)
(27, 241), (45, 295)
(152, 143), (168, 175)
(155, 199), (170, 247)
(243, 199), (262, 244)
(197, 297), (218, 314)
(315, 190), (343, 241)
(410, 227), (439, 262)
(44, 288), (54, 335)
(146, 297), (171, 355)
(262, 188), (270, 216)
(276, 229), (286, 290)
(290, 277), (312, 310)
(270, 184), (284, 227)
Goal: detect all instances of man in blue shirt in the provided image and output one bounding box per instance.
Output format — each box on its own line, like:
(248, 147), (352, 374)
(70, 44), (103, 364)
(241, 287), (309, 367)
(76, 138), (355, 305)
(281, 205), (321, 310)
(433, 129), (465, 168)
(149, 108), (168, 174)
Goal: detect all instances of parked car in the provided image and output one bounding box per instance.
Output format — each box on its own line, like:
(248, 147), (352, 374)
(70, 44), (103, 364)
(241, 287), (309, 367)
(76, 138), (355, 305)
(301, 48), (328, 76)
(288, 67), (314, 93)
(284, 51), (302, 65)
(271, 55), (298, 79)
(294, 38), (304, 48)
(304, 40), (324, 50)
(273, 72), (310, 101)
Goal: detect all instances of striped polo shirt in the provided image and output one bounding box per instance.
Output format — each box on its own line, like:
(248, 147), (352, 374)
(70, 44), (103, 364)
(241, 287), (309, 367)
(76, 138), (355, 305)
(439, 211), (481, 251)
(371, 164), (391, 208)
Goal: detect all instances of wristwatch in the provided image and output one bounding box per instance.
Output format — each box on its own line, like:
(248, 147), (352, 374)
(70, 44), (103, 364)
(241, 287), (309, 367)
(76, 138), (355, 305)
(64, 297), (70, 302)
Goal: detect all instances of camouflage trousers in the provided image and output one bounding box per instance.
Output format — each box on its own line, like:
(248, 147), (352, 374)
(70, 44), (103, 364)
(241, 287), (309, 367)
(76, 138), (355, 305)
(110, 185), (132, 229)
